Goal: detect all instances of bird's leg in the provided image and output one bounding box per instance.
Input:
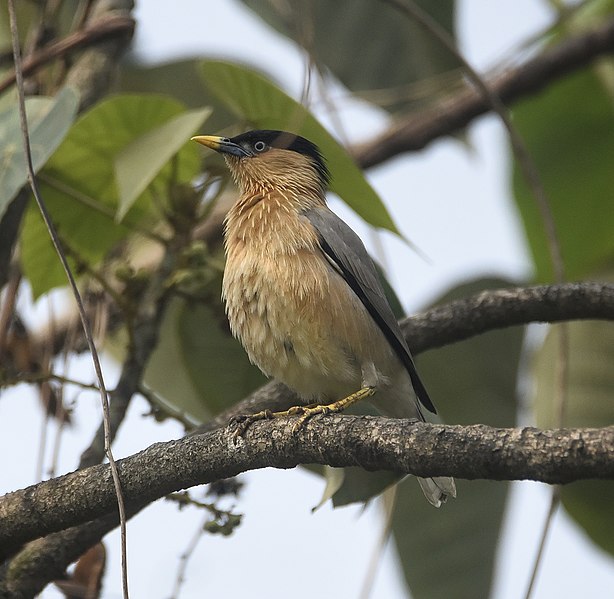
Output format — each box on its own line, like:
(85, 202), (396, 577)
(286, 386), (376, 432)
(231, 387), (376, 438)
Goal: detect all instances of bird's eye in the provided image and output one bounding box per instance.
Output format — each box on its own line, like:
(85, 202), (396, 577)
(253, 141), (266, 152)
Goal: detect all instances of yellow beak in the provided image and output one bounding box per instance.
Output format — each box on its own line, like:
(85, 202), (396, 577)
(190, 135), (224, 151)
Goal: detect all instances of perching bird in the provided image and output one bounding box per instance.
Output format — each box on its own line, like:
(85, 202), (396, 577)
(192, 130), (456, 507)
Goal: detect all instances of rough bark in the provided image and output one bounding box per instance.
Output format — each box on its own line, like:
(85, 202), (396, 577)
(1, 416), (613, 565)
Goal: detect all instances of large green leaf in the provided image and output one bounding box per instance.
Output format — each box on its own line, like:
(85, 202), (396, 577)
(143, 299), (210, 425)
(20, 94), (206, 297)
(117, 58), (235, 130)
(198, 60), (400, 234)
(0, 87), (78, 219)
(240, 0), (459, 113)
(512, 67), (614, 281)
(115, 107), (211, 220)
(533, 298), (614, 556)
(391, 278), (523, 599)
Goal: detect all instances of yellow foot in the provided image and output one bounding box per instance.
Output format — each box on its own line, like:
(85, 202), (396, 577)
(286, 386), (376, 431)
(230, 386), (376, 438)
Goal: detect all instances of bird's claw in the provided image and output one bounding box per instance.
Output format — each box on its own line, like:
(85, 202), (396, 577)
(229, 410), (273, 439)
(287, 404), (331, 432)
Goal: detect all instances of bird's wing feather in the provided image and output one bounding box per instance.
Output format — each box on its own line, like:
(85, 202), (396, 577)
(303, 207), (436, 414)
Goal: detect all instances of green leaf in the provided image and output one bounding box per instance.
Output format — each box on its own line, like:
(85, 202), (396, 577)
(311, 466), (346, 512)
(143, 298), (210, 425)
(118, 59), (209, 108)
(177, 299), (267, 416)
(512, 67), (614, 281)
(144, 296), (267, 424)
(533, 292), (614, 556)
(393, 477), (508, 599)
(331, 466), (400, 507)
(115, 107), (211, 221)
(392, 277), (523, 599)
(198, 60), (400, 234)
(0, 2), (37, 55)
(118, 58), (236, 128)
(240, 0), (459, 113)
(561, 481), (614, 556)
(20, 94), (203, 297)
(0, 87), (79, 219)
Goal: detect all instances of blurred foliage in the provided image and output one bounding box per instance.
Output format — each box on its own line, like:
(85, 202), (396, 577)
(512, 2), (614, 560)
(534, 284), (614, 555)
(117, 58), (236, 129)
(2, 1), (614, 598)
(512, 68), (614, 281)
(512, 2), (614, 281)
(240, 0), (460, 113)
(0, 87), (78, 219)
(20, 94), (209, 297)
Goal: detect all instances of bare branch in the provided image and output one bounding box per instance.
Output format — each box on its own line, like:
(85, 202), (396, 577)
(0, 15), (135, 95)
(402, 281), (614, 352)
(1, 416), (613, 565)
(352, 17), (614, 168)
(1, 503), (147, 598)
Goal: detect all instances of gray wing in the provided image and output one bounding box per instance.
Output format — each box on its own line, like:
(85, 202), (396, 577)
(303, 206), (436, 414)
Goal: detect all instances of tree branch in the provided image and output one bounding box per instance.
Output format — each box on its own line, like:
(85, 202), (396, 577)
(402, 281), (614, 353)
(351, 17), (614, 168)
(1, 503), (147, 598)
(1, 416), (613, 564)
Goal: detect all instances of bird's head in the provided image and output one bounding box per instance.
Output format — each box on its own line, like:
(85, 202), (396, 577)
(191, 130), (330, 197)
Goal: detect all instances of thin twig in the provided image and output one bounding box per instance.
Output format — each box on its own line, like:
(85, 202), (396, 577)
(375, 15), (570, 591)
(526, 323), (568, 599)
(358, 485), (397, 599)
(169, 514), (209, 599)
(0, 264), (21, 360)
(6, 3), (130, 598)
(385, 5), (570, 593)
(2, 371), (101, 391)
(35, 402), (49, 483)
(523, 487), (560, 599)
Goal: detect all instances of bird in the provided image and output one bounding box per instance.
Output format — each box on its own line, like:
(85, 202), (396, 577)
(191, 130), (456, 507)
